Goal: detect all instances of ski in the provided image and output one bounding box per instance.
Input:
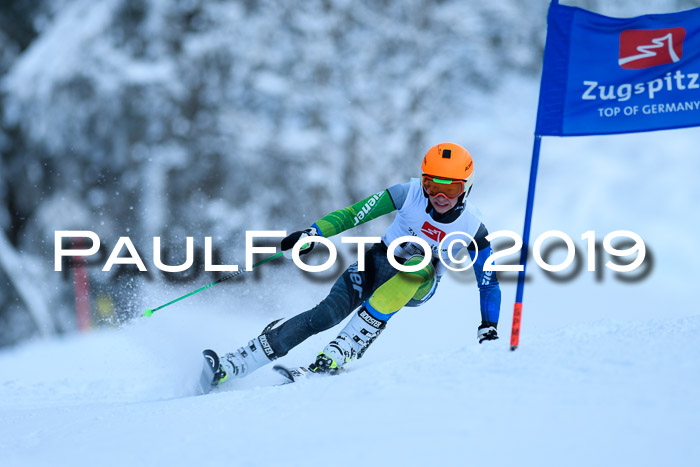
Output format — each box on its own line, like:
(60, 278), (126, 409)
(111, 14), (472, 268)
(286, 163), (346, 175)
(273, 364), (345, 384)
(273, 364), (312, 384)
(199, 349), (225, 394)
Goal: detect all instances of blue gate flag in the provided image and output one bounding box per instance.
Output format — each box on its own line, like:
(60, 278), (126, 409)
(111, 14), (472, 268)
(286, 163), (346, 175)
(535, 2), (700, 136)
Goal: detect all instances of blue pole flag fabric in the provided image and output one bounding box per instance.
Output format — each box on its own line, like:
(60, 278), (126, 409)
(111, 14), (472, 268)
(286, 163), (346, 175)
(535, 2), (700, 136)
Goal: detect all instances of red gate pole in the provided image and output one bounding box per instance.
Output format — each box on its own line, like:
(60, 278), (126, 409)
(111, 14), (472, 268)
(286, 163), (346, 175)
(72, 237), (92, 331)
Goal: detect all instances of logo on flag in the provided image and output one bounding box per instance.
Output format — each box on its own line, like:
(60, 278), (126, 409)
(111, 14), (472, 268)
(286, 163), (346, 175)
(421, 221), (445, 242)
(618, 27), (686, 69)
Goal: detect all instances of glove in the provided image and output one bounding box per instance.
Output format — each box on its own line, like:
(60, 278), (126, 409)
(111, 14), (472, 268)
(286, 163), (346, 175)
(281, 227), (318, 258)
(477, 321), (498, 343)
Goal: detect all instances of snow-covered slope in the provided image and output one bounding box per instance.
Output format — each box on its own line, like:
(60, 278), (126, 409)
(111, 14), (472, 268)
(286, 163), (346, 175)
(1, 300), (698, 467)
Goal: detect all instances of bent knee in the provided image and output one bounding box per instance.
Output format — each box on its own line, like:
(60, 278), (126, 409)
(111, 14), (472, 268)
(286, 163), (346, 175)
(400, 255), (435, 284)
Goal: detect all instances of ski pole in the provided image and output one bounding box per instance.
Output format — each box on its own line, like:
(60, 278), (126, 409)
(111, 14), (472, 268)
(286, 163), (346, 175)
(142, 251), (284, 317)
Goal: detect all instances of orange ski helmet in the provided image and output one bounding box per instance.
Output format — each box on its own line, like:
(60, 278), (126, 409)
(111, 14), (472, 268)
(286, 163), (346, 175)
(421, 142), (474, 198)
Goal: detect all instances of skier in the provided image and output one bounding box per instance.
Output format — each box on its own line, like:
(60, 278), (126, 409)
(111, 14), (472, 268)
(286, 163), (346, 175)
(213, 142), (501, 383)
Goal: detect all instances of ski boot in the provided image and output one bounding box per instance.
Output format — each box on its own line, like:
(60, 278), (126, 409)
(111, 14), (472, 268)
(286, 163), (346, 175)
(217, 334), (276, 382)
(477, 321), (498, 343)
(309, 306), (386, 374)
(308, 353), (342, 375)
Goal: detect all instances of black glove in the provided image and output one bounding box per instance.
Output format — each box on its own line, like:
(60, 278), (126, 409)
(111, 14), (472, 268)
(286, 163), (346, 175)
(477, 321), (499, 343)
(281, 227), (318, 258)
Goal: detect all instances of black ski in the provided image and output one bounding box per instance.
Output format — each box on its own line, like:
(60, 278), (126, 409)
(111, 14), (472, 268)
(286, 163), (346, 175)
(273, 364), (311, 384)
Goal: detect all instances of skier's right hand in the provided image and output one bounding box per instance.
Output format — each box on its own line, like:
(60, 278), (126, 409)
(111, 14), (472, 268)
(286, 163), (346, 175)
(281, 227), (318, 258)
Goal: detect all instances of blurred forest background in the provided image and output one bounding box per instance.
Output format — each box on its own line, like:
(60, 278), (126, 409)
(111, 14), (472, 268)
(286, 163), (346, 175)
(0, 0), (696, 347)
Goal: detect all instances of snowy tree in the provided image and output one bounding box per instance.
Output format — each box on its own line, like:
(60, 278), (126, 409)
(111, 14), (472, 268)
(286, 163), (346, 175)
(0, 0), (696, 345)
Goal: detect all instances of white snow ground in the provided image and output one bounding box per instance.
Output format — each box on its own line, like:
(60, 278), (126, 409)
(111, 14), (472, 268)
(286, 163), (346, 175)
(2, 77), (700, 467)
(0, 303), (698, 467)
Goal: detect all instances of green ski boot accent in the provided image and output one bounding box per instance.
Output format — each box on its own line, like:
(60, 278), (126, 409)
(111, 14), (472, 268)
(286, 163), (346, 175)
(308, 353), (343, 375)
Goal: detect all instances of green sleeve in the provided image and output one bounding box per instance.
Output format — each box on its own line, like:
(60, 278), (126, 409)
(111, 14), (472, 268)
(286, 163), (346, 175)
(313, 189), (396, 237)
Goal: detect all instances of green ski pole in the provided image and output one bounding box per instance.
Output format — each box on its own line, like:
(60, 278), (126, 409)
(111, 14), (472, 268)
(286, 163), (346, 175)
(142, 251), (284, 317)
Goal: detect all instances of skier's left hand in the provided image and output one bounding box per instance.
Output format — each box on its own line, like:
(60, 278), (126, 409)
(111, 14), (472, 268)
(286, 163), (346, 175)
(477, 321), (499, 343)
(281, 227), (318, 258)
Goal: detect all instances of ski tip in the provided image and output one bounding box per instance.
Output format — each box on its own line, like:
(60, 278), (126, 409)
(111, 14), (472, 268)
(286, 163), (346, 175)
(273, 364), (313, 385)
(199, 350), (221, 395)
(202, 349), (220, 369)
(273, 364), (295, 383)
(142, 309), (154, 317)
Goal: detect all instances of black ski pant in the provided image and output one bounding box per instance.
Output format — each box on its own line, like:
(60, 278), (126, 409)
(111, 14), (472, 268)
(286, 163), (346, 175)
(265, 243), (404, 357)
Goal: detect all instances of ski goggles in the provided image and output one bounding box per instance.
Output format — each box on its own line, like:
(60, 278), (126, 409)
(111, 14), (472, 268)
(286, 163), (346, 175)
(422, 174), (465, 199)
